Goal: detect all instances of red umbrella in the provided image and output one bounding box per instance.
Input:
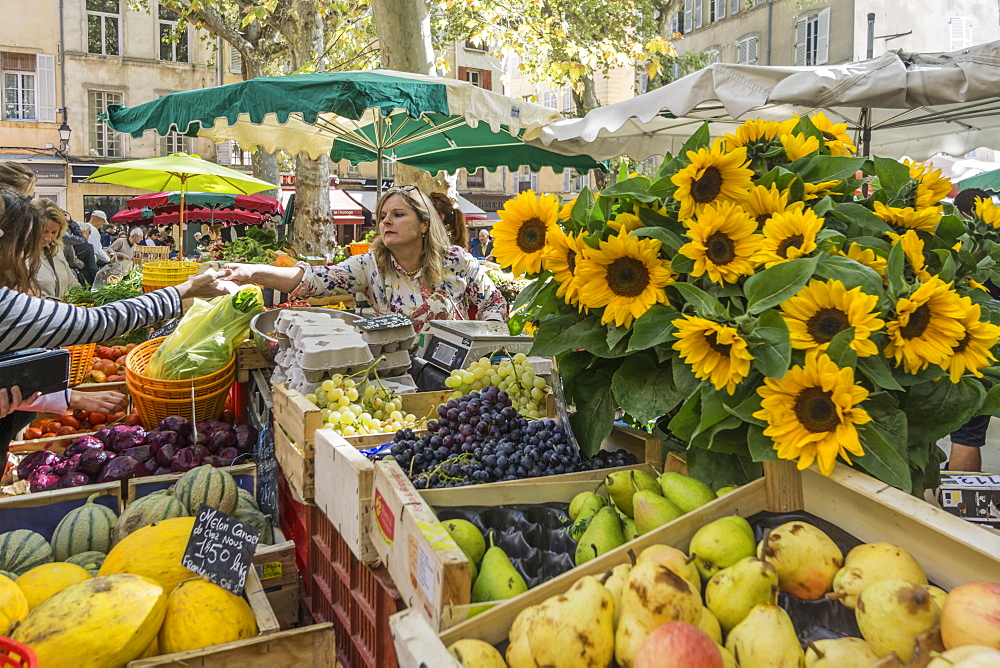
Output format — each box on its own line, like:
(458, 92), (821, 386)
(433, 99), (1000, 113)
(150, 209), (267, 226)
(125, 191), (282, 214)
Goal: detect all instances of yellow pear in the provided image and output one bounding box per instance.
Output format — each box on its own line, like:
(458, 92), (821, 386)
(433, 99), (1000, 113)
(926, 585), (948, 613)
(829, 542), (927, 609)
(705, 557), (779, 632)
(758, 521), (842, 600)
(604, 564), (632, 630)
(615, 562), (702, 667)
(725, 603), (805, 668)
(718, 644), (738, 668)
(804, 637), (880, 667)
(856, 578), (939, 663)
(448, 638), (507, 667)
(697, 606), (722, 644)
(506, 605), (539, 668)
(636, 544), (701, 594)
(690, 516), (756, 581)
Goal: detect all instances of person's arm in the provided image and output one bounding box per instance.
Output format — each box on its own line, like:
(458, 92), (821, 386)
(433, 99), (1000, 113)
(18, 389), (70, 414)
(222, 258), (368, 298)
(461, 254), (508, 322)
(0, 387), (37, 419)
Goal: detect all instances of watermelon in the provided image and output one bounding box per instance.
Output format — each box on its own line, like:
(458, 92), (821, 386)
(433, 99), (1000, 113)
(173, 465), (238, 516)
(0, 569), (18, 581)
(113, 490), (188, 544)
(0, 530), (53, 576)
(233, 507), (273, 546)
(236, 487), (259, 512)
(50, 493), (117, 561)
(65, 551), (106, 575)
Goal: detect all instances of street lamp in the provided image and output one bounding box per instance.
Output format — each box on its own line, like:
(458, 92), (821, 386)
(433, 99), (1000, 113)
(57, 108), (71, 154)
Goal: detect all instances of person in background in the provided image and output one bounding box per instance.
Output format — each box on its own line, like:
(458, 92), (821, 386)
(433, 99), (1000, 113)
(33, 199), (80, 299)
(0, 162), (35, 196)
(79, 217), (110, 268)
(475, 229), (494, 261)
(144, 231), (161, 247)
(62, 213), (97, 285)
(429, 192), (468, 250)
(193, 232), (203, 246)
(108, 227), (144, 273)
(89, 210), (109, 237)
(100, 223), (114, 248)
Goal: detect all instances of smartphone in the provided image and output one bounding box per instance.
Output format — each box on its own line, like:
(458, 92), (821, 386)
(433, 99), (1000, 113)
(0, 348), (70, 397)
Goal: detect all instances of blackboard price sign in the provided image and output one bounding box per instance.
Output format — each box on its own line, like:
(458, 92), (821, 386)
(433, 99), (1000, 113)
(181, 504), (260, 596)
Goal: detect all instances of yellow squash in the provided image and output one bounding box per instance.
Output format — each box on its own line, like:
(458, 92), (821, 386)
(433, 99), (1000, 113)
(11, 573), (166, 668)
(16, 562), (92, 610)
(99, 517), (196, 593)
(0, 573), (28, 635)
(159, 577), (259, 654)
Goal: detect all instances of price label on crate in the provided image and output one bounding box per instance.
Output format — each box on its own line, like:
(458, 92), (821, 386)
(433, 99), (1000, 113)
(181, 504), (260, 596)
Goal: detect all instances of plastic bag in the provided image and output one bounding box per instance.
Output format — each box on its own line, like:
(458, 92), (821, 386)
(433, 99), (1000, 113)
(145, 286), (264, 380)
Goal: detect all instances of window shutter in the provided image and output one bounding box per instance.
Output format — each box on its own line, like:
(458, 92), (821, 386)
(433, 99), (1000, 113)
(717, 0), (726, 20)
(482, 70), (492, 90)
(749, 36), (758, 65)
(795, 16), (808, 66)
(737, 40), (747, 64)
(694, 0), (703, 29)
(215, 140), (232, 166)
(229, 46), (242, 75)
(730, 0), (739, 14)
(670, 13), (679, 34)
(816, 7), (830, 65)
(458, 66), (468, 82)
(36, 53), (56, 123)
(683, 0), (693, 33)
(949, 17), (972, 50)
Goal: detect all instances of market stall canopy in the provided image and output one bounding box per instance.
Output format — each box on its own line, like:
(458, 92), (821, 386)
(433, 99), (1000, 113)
(102, 70), (602, 184)
(530, 41), (1000, 162)
(958, 166), (1000, 194)
(112, 206), (269, 227)
(84, 153), (277, 194)
(126, 191), (283, 215)
(277, 188), (364, 225)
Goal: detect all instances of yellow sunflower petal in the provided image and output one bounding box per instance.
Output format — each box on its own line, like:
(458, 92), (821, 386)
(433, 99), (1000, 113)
(672, 315), (754, 395)
(678, 200), (762, 284)
(671, 144), (754, 219)
(779, 279), (884, 357)
(753, 205), (823, 267)
(884, 277), (967, 373)
(493, 190), (560, 275)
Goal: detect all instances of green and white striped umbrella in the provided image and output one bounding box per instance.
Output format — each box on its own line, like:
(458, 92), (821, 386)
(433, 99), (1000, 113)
(104, 69), (601, 180)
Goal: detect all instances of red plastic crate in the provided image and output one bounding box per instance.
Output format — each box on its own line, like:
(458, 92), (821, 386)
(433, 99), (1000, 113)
(349, 565), (403, 668)
(277, 473), (311, 577)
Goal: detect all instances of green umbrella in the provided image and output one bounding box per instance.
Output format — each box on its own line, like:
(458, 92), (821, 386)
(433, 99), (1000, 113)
(103, 69), (602, 189)
(959, 168), (1000, 194)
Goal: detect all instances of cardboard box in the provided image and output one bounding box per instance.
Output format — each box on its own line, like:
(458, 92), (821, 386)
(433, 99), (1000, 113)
(938, 472), (1000, 528)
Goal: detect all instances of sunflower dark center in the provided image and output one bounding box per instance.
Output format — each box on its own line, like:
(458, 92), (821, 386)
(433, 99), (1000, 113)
(691, 167), (723, 203)
(954, 332), (971, 354)
(794, 387), (840, 433)
(821, 131), (838, 141)
(705, 232), (736, 264)
(516, 218), (547, 253)
(900, 304), (932, 339)
(606, 257), (650, 298)
(777, 234), (805, 258)
(756, 213), (772, 225)
(806, 308), (850, 343)
(567, 249), (577, 274)
(705, 330), (732, 357)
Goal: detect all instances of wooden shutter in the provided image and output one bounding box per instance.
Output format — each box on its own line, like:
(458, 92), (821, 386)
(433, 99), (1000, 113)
(215, 140), (232, 166)
(816, 8), (830, 65)
(694, 0), (703, 29)
(683, 0), (693, 33)
(482, 70), (492, 90)
(748, 36), (758, 65)
(949, 17), (972, 51)
(717, 0), (726, 21)
(229, 46), (242, 75)
(458, 66), (468, 83)
(795, 16), (808, 66)
(36, 53), (56, 123)
(738, 39), (748, 64)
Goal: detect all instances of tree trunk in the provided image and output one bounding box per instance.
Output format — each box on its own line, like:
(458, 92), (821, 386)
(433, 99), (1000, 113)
(371, 0), (435, 75)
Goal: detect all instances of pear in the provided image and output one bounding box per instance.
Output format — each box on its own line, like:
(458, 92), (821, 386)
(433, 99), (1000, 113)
(575, 506), (625, 566)
(606, 470), (662, 518)
(689, 515), (756, 581)
(804, 637), (880, 667)
(855, 578), (939, 663)
(472, 534), (527, 603)
(705, 557), (779, 632)
(758, 521), (843, 600)
(636, 544), (701, 594)
(604, 563), (632, 630)
(507, 575), (615, 668)
(569, 490), (600, 521)
(926, 584), (948, 613)
(927, 646), (1000, 667)
(658, 472), (717, 512)
(718, 645), (737, 668)
(725, 602), (805, 668)
(829, 542), (927, 609)
(623, 518), (638, 541)
(448, 638), (507, 667)
(506, 605), (539, 667)
(716, 485), (740, 497)
(614, 561), (702, 667)
(633, 491), (684, 535)
(443, 518), (487, 565)
(697, 606), (722, 644)
(568, 493), (608, 541)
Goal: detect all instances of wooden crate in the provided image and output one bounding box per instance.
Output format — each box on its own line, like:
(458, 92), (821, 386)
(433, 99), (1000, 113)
(125, 462), (256, 506)
(237, 341), (271, 384)
(0, 482), (123, 539)
(390, 461), (1000, 666)
(254, 540), (300, 629)
(127, 623), (335, 667)
(314, 430), (379, 564)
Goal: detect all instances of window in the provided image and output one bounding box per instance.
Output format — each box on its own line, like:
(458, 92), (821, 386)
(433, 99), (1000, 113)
(573, 171), (589, 191)
(346, 162), (362, 176)
(229, 46), (243, 75)
(465, 69), (482, 87)
(562, 87), (573, 113)
(683, 0), (692, 33)
(517, 166), (537, 192)
(88, 90), (123, 158)
(160, 132), (190, 156)
(542, 91), (557, 109)
(737, 36), (758, 65)
(795, 8), (829, 66)
(459, 66), (491, 90)
(4, 53), (56, 122)
(508, 54), (521, 79)
(730, 0), (740, 15)
(467, 168), (485, 188)
(381, 159), (394, 179)
(463, 40), (486, 52)
(705, 48), (720, 64)
(694, 0), (703, 30)
(217, 141), (253, 167)
(87, 0), (120, 56)
(709, 0), (726, 23)
(949, 17), (973, 51)
(159, 5), (189, 63)
(638, 71), (649, 94)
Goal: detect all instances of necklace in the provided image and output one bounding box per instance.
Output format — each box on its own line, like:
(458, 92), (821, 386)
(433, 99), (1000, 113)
(400, 265), (420, 277)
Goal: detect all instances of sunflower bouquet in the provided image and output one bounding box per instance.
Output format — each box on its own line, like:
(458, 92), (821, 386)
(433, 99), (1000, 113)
(495, 113), (1000, 494)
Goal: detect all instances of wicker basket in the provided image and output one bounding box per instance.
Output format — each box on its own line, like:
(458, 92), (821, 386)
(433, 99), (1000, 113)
(141, 260), (200, 292)
(64, 343), (97, 387)
(129, 383), (231, 429)
(349, 242), (371, 256)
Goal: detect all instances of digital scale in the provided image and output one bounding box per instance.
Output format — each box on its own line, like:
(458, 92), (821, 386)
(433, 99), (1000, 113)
(412, 320), (534, 390)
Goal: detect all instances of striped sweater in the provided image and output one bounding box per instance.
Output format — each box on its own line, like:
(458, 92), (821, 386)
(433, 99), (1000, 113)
(0, 286), (182, 352)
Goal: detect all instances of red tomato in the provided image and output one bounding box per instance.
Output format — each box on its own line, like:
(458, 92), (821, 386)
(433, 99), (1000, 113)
(72, 409), (89, 422)
(90, 423), (106, 431)
(89, 412), (108, 425)
(61, 416), (80, 430)
(24, 427), (42, 440)
(124, 414), (143, 426)
(56, 425), (75, 436)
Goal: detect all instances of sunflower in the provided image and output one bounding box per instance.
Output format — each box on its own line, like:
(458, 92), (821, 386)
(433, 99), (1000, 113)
(672, 315), (754, 394)
(779, 279), (884, 357)
(889, 230), (932, 282)
(671, 144), (754, 219)
(608, 212), (643, 234)
(743, 184), (792, 226)
(884, 277), (967, 373)
(904, 159), (952, 209)
(542, 227), (589, 309)
(975, 197), (1000, 229)
(754, 205), (824, 267)
(753, 350), (870, 476)
(575, 230), (676, 328)
(969, 277), (989, 292)
(873, 201), (940, 233)
(941, 298), (1000, 383)
(493, 190), (561, 275)
(810, 111), (857, 156)
(803, 179), (844, 201)
(679, 201), (762, 284)
(830, 242), (887, 277)
(559, 198), (576, 222)
(721, 119), (797, 151)
(780, 133), (821, 162)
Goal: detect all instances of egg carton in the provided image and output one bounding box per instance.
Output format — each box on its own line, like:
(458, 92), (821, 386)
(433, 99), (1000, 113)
(288, 320), (354, 341)
(271, 366), (288, 385)
(290, 378), (324, 396)
(295, 332), (374, 371)
(355, 313), (415, 332)
(380, 374), (418, 394)
(367, 333), (418, 356)
(274, 310), (332, 335)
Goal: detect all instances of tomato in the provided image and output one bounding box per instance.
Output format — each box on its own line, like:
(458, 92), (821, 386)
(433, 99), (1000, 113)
(30, 417), (49, 429)
(23, 427), (42, 440)
(90, 370), (107, 383)
(108, 411), (125, 423)
(107, 374), (124, 382)
(110, 346), (125, 359)
(90, 423), (106, 431)
(89, 412), (108, 425)
(124, 414), (143, 426)
(56, 425), (76, 436)
(72, 409), (89, 421)
(42, 420), (62, 434)
(96, 346), (114, 360)
(115, 356), (127, 366)
(41, 432), (57, 439)
(62, 416), (80, 430)
(125, 343), (137, 352)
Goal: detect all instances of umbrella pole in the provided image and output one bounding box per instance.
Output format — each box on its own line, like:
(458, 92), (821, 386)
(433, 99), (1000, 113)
(377, 147), (383, 198)
(179, 184), (186, 257)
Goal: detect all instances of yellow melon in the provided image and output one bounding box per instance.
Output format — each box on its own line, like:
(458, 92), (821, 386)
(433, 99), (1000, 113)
(11, 574), (166, 668)
(16, 562), (92, 610)
(0, 573), (28, 634)
(99, 517), (197, 593)
(159, 577), (258, 654)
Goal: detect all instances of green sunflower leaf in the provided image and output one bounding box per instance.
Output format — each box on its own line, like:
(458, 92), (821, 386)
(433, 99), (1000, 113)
(855, 424), (911, 491)
(815, 253), (885, 297)
(672, 282), (726, 319)
(935, 214), (966, 246)
(828, 203), (893, 235)
(628, 304), (680, 351)
(680, 122), (711, 155)
(746, 423), (778, 461)
(872, 156), (913, 202)
(511, 272), (554, 312)
(673, 357), (702, 395)
(824, 327), (858, 368)
(600, 176), (657, 202)
(886, 241), (906, 295)
(531, 313), (597, 357)
(671, 253), (696, 274)
(611, 355), (684, 424)
(904, 376), (985, 443)
(977, 381), (1000, 416)
(857, 355), (904, 391)
(568, 366), (616, 457)
(632, 226), (683, 252)
(748, 309), (791, 379)
(668, 392), (701, 442)
(744, 255), (821, 315)
(685, 447), (763, 488)
(789, 155), (867, 183)
(606, 323), (631, 349)
(724, 391), (767, 427)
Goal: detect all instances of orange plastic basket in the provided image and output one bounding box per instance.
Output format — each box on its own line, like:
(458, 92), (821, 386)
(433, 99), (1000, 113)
(0, 637), (37, 668)
(125, 337), (235, 393)
(129, 381), (232, 429)
(63, 343), (96, 387)
(349, 242), (371, 256)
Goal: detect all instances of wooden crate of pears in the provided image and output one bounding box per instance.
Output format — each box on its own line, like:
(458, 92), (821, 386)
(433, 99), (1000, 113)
(390, 461), (1000, 667)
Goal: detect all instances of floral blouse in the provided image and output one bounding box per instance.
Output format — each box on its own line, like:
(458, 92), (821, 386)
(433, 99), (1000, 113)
(290, 246), (509, 334)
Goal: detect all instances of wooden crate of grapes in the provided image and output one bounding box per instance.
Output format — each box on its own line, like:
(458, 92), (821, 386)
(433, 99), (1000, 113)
(390, 461), (1000, 667)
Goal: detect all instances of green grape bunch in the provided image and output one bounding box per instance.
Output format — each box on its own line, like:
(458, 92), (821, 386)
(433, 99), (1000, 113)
(305, 366), (423, 437)
(444, 353), (549, 419)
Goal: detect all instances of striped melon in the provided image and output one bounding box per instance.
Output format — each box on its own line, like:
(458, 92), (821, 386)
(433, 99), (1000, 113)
(174, 465), (238, 515)
(113, 490), (188, 544)
(233, 507), (274, 546)
(237, 487), (259, 511)
(51, 493), (117, 560)
(0, 569), (18, 581)
(65, 551), (106, 575)
(0, 530), (53, 576)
